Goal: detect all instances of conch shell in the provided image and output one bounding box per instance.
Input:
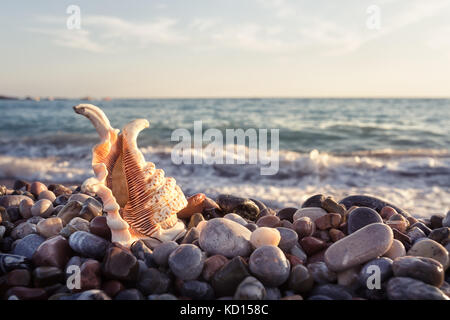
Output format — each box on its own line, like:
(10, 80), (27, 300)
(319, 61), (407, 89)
(74, 104), (192, 248)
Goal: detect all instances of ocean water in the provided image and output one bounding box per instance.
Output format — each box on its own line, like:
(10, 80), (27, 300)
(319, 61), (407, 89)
(0, 98), (449, 217)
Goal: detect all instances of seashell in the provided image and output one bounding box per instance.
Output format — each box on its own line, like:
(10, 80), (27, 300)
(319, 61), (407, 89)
(73, 104), (200, 248)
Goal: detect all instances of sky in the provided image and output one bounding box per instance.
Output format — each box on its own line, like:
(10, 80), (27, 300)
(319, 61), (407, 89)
(1, 0), (450, 98)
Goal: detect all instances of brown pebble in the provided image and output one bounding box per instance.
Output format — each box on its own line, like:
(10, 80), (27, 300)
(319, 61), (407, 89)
(32, 235), (73, 269)
(329, 228), (346, 242)
(202, 255), (228, 282)
(299, 236), (327, 256)
(380, 206), (397, 219)
(30, 182), (47, 197)
(285, 253), (304, 267)
(293, 217), (315, 238)
(7, 269), (31, 287)
(256, 215), (280, 228)
(6, 287), (47, 300)
(89, 216), (111, 240)
(177, 193), (207, 219)
(320, 197), (346, 216)
(315, 213), (341, 230)
(102, 280), (125, 298)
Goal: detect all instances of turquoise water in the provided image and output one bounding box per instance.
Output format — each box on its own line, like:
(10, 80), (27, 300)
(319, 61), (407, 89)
(0, 98), (449, 215)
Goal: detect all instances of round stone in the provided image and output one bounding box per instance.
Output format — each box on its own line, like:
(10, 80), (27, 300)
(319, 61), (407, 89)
(293, 207), (327, 222)
(347, 207), (383, 234)
(428, 227), (450, 245)
(387, 277), (449, 300)
(68, 231), (110, 260)
(250, 227), (280, 248)
(234, 276), (266, 300)
(359, 257), (393, 286)
(212, 256), (250, 297)
(276, 227), (298, 252)
(383, 239), (406, 260)
(19, 198), (34, 219)
(89, 216), (111, 240)
(288, 264), (314, 293)
(33, 266), (64, 287)
(32, 235), (72, 269)
(249, 245), (290, 287)
(10, 222), (36, 240)
(168, 244), (205, 280)
(202, 255), (228, 282)
(188, 213), (205, 229)
(276, 207), (298, 222)
(293, 217), (315, 238)
(31, 199), (54, 218)
(324, 223), (393, 272)
(152, 241), (179, 267)
(256, 215), (280, 228)
(36, 217), (63, 238)
(198, 218), (252, 258)
(137, 268), (170, 295)
(57, 201), (82, 226)
(392, 256), (444, 287)
(307, 261), (337, 284)
(30, 182), (47, 197)
(309, 284), (353, 300)
(68, 193), (91, 203)
(38, 190), (56, 202)
(12, 234), (46, 259)
(408, 239), (449, 270)
(102, 246), (139, 282)
(224, 213), (248, 226)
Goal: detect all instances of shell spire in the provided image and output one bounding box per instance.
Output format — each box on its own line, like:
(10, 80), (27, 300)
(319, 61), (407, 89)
(74, 104), (191, 248)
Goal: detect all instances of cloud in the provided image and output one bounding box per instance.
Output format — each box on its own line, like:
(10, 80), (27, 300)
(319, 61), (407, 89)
(30, 15), (186, 52)
(256, 0), (296, 18)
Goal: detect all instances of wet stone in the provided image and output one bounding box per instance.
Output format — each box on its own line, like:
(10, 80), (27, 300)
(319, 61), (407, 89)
(276, 207), (298, 223)
(181, 227), (200, 244)
(11, 222), (37, 240)
(407, 227), (426, 243)
(137, 267), (170, 295)
(57, 201), (83, 226)
(36, 217), (63, 238)
(102, 246), (139, 282)
(216, 194), (260, 221)
(307, 261), (337, 284)
(152, 241), (179, 267)
(168, 244), (204, 280)
(249, 245), (290, 287)
(359, 257), (393, 286)
(256, 215), (280, 228)
(89, 216), (111, 240)
(19, 198), (34, 219)
(276, 227), (298, 252)
(299, 236), (327, 256)
(288, 264), (314, 294)
(325, 223), (393, 272)
(79, 198), (102, 222)
(387, 277), (449, 300)
(408, 239), (449, 270)
(202, 255), (228, 282)
(33, 266), (64, 287)
(212, 256), (250, 297)
(234, 276), (266, 300)
(430, 215), (444, 229)
(188, 213), (205, 229)
(69, 231), (110, 260)
(320, 197), (346, 216)
(428, 227), (450, 245)
(392, 256), (444, 287)
(12, 234), (45, 259)
(180, 280), (214, 300)
(293, 207), (327, 222)
(74, 259), (101, 292)
(410, 222), (431, 236)
(32, 235), (72, 269)
(30, 199), (54, 218)
(347, 207), (383, 234)
(293, 217), (315, 238)
(301, 194), (325, 208)
(199, 218), (252, 258)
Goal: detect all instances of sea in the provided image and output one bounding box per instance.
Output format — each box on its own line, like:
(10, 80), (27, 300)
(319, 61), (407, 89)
(0, 98), (449, 217)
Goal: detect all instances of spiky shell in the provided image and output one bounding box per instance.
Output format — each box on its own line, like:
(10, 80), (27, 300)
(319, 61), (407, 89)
(74, 104), (187, 247)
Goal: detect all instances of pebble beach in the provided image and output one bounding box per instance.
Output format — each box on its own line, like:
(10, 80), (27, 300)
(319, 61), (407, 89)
(0, 180), (449, 300)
